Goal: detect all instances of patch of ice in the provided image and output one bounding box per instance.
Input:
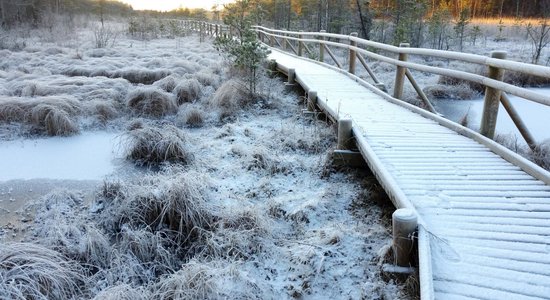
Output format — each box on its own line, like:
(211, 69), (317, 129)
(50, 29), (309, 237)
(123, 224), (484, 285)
(0, 132), (121, 181)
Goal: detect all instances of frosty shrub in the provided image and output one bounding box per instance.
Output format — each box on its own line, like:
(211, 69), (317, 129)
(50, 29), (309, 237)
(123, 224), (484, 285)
(174, 78), (202, 104)
(121, 124), (191, 167)
(214, 0), (269, 95)
(94, 25), (118, 48)
(126, 87), (177, 117)
(0, 243), (85, 299)
(530, 141), (550, 171)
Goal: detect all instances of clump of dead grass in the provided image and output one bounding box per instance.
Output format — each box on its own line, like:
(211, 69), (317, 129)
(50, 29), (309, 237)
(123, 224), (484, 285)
(0, 242), (86, 299)
(153, 75), (181, 93)
(178, 106), (205, 128)
(209, 79), (248, 118)
(423, 83), (478, 100)
(85, 100), (120, 123)
(150, 259), (268, 299)
(121, 124), (191, 167)
(530, 140), (550, 171)
(93, 284), (150, 300)
(126, 87), (177, 117)
(111, 68), (172, 85)
(0, 96), (81, 136)
(174, 78), (201, 104)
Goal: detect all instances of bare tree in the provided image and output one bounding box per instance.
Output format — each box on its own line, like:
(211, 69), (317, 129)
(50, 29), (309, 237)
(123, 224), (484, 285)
(355, 0), (372, 39)
(527, 19), (550, 64)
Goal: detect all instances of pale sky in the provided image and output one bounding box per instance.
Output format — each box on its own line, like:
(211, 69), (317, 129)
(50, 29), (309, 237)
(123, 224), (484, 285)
(118, 0), (234, 11)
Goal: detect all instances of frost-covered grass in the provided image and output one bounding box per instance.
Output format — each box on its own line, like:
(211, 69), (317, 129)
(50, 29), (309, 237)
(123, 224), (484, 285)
(120, 123), (191, 167)
(0, 20), (409, 299)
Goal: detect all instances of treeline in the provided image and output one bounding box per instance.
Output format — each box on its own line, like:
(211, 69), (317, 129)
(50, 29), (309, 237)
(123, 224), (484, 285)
(0, 0), (132, 27)
(375, 0), (550, 19)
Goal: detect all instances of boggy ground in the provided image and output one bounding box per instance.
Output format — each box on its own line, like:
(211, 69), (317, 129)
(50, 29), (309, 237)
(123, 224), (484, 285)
(0, 26), (412, 299)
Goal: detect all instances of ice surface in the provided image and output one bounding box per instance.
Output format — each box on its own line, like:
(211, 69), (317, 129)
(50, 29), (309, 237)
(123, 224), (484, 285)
(0, 132), (121, 181)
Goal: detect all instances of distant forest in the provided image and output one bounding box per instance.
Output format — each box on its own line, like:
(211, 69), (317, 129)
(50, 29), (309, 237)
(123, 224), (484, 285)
(1, 0), (549, 29)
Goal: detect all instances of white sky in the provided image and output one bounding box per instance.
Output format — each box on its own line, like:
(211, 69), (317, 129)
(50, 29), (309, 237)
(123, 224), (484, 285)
(118, 0), (234, 11)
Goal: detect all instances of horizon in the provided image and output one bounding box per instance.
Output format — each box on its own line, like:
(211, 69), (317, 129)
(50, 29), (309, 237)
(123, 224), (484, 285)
(117, 0), (235, 11)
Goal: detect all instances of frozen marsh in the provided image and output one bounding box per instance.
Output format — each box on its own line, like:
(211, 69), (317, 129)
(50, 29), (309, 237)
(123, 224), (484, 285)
(0, 23), (412, 299)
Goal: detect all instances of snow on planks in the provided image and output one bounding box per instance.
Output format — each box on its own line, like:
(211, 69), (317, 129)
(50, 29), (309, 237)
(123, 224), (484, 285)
(268, 49), (550, 299)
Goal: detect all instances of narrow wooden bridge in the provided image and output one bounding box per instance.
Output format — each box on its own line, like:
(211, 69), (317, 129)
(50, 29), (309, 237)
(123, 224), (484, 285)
(189, 21), (550, 299)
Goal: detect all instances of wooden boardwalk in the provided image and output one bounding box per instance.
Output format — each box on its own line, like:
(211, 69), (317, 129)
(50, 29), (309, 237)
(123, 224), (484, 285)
(268, 49), (550, 299)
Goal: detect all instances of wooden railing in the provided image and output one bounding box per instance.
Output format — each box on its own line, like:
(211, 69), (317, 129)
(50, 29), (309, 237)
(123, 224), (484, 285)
(183, 21), (550, 150)
(254, 26), (550, 150)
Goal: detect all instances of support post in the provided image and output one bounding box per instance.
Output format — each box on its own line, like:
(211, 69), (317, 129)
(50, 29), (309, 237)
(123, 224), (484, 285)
(307, 91), (317, 111)
(298, 31), (304, 56)
(480, 51), (507, 139)
(282, 34), (287, 50)
(319, 30), (326, 62)
(337, 119), (353, 150)
(393, 43), (409, 100)
(500, 92), (537, 150)
(349, 32), (358, 74)
(287, 69), (295, 85)
(392, 209), (418, 267)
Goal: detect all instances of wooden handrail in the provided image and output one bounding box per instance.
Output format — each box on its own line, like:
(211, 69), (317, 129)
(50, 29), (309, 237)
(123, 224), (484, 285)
(255, 26), (550, 79)
(182, 21), (550, 147)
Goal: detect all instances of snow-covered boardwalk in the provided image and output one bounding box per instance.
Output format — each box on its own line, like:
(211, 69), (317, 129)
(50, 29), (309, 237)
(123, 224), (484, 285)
(268, 49), (550, 299)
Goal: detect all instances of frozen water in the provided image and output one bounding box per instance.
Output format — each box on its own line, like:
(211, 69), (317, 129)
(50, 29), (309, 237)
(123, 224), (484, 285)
(0, 132), (121, 181)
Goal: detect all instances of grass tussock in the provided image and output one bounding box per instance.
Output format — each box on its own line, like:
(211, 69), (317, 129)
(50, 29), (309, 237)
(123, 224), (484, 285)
(209, 79), (247, 116)
(531, 141), (550, 171)
(423, 83), (478, 100)
(0, 242), (85, 300)
(174, 78), (201, 104)
(86, 100), (120, 123)
(178, 106), (205, 128)
(153, 75), (180, 92)
(93, 284), (150, 300)
(96, 171), (214, 258)
(150, 259), (268, 299)
(121, 123), (191, 167)
(0, 96), (80, 136)
(126, 87), (177, 117)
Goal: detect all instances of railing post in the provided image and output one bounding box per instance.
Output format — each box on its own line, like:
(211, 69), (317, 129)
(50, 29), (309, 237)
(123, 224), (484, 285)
(480, 51), (507, 139)
(349, 32), (358, 75)
(337, 119), (353, 149)
(287, 69), (295, 85)
(215, 24), (219, 37)
(393, 43), (409, 100)
(282, 33), (287, 50)
(319, 30), (326, 62)
(307, 91), (317, 111)
(269, 33), (274, 47)
(298, 31), (304, 57)
(392, 208), (417, 267)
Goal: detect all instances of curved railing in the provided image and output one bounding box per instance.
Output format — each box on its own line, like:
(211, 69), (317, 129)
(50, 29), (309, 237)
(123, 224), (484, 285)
(253, 26), (550, 150)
